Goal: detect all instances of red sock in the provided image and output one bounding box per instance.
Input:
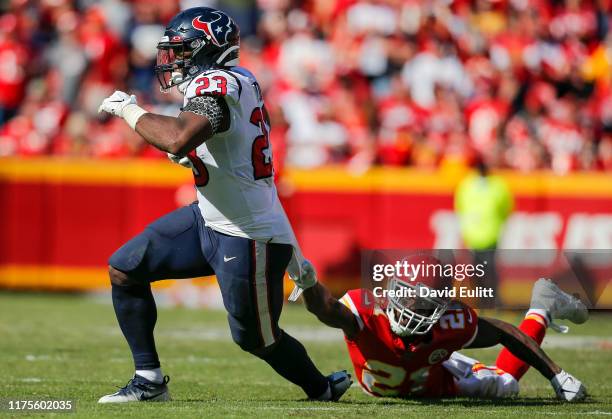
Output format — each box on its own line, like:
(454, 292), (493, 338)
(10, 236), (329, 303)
(495, 312), (548, 380)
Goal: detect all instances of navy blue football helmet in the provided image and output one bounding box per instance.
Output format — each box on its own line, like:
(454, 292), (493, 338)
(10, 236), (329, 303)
(155, 7), (240, 91)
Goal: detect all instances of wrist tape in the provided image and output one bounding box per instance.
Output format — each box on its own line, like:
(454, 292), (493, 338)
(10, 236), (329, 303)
(123, 104), (149, 130)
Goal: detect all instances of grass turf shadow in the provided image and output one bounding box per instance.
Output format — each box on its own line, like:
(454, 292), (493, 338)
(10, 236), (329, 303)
(328, 396), (599, 408)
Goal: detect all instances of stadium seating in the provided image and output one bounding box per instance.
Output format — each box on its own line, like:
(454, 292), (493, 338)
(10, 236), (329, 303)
(0, 0), (610, 173)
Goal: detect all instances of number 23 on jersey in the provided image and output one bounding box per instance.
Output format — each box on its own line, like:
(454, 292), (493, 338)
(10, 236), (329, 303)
(187, 74), (274, 186)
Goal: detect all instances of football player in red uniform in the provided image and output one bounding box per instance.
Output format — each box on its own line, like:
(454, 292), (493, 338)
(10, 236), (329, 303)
(296, 259), (588, 401)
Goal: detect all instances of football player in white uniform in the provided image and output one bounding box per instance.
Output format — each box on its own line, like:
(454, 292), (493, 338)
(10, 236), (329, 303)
(97, 7), (350, 403)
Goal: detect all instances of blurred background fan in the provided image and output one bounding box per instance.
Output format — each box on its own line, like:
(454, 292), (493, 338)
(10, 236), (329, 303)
(0, 0), (610, 307)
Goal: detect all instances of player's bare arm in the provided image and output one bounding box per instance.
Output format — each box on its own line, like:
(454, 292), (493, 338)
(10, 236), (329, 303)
(297, 260), (359, 338)
(466, 317), (560, 379)
(134, 112), (211, 156)
(303, 283), (360, 339)
(98, 90), (229, 156)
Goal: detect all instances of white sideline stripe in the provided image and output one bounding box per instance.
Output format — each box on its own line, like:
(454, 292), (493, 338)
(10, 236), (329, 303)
(104, 326), (611, 348)
(152, 326), (344, 342)
(542, 335), (612, 349)
(254, 241), (275, 347)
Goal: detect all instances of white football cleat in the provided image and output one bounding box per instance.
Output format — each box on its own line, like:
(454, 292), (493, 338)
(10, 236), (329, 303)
(551, 370), (586, 402)
(98, 375), (170, 403)
(530, 278), (588, 333)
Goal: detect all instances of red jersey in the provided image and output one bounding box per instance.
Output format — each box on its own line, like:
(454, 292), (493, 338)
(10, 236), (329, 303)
(339, 289), (478, 398)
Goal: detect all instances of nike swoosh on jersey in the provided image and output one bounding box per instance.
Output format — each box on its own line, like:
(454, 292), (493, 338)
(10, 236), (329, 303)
(224, 256), (237, 262)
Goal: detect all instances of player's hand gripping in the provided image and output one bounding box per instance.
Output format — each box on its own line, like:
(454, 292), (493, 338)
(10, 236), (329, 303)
(297, 259), (318, 289)
(98, 91), (137, 118)
(98, 90), (148, 130)
(167, 153), (193, 168)
(551, 370), (586, 402)
(289, 259), (318, 301)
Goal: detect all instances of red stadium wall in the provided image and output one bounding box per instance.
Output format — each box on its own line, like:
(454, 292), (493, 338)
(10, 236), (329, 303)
(287, 167), (612, 270)
(0, 158), (191, 289)
(1, 158), (611, 305)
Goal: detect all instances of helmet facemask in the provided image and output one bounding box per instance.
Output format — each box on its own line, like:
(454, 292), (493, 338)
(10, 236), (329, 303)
(154, 8), (241, 93)
(385, 278), (448, 336)
(155, 37), (205, 92)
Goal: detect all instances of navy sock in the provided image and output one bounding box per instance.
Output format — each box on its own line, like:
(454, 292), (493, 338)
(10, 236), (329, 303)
(257, 332), (328, 398)
(111, 283), (160, 369)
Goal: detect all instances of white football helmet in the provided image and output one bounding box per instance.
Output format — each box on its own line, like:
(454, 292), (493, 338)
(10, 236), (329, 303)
(385, 254), (449, 336)
(386, 278), (448, 336)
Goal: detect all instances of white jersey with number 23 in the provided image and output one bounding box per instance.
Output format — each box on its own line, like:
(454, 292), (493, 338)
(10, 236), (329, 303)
(182, 66), (296, 247)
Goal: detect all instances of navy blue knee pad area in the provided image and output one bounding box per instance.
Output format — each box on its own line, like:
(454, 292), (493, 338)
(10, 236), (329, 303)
(108, 234), (150, 274)
(108, 204), (214, 282)
(108, 203), (293, 352)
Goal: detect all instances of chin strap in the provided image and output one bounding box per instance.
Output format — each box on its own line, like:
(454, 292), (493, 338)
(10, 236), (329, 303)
(170, 72), (189, 94)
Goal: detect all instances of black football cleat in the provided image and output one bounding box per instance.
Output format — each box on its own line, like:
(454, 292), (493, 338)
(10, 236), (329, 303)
(98, 375), (171, 403)
(315, 370), (352, 401)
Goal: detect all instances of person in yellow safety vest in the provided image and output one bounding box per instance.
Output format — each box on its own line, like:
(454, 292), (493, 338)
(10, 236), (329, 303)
(454, 159), (513, 307)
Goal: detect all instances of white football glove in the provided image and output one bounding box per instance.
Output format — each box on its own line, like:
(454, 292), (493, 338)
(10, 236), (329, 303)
(98, 91), (137, 118)
(167, 153), (193, 168)
(551, 370), (586, 402)
(288, 259), (318, 301)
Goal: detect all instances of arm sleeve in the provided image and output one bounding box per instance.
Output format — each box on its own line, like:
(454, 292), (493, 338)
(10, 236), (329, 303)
(181, 95), (229, 134)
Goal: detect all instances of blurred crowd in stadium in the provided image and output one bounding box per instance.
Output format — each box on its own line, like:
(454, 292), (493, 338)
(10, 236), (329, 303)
(0, 0), (610, 173)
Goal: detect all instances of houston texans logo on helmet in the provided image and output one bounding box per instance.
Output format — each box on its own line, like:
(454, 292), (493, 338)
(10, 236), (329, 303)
(192, 12), (233, 47)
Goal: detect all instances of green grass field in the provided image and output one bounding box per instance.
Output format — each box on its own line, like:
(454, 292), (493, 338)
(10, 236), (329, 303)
(1, 292), (611, 418)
